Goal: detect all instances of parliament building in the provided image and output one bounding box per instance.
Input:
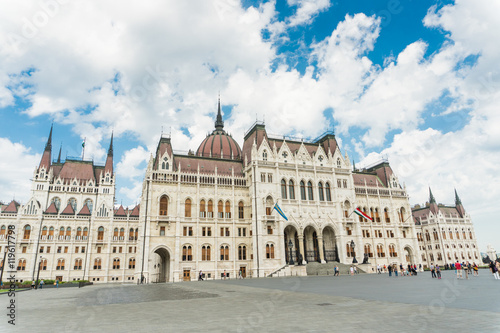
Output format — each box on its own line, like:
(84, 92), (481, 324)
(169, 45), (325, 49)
(0, 101), (480, 283)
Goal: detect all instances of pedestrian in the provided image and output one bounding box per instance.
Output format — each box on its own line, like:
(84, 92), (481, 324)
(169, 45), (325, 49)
(464, 262), (469, 279)
(223, 270), (227, 280)
(419, 263), (423, 272)
(350, 266), (354, 276)
(394, 264), (398, 277)
(430, 263), (436, 278)
(455, 261), (462, 279)
(354, 266), (359, 274)
(377, 264), (381, 274)
(31, 281), (35, 289)
(56, 279), (59, 288)
(198, 270), (203, 281)
(388, 264), (392, 277)
(335, 265), (339, 276)
(238, 269), (243, 279)
(489, 261), (499, 280)
(473, 262), (479, 276)
(40, 279), (44, 289)
(436, 264), (441, 279)
(383, 264), (387, 273)
(496, 261), (500, 278)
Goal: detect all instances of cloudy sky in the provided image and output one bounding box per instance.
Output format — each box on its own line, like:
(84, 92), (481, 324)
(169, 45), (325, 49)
(0, 0), (498, 251)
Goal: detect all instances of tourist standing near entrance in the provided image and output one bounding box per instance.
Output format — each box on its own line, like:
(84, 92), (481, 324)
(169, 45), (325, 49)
(388, 264), (392, 277)
(455, 261), (462, 279)
(430, 263), (436, 278)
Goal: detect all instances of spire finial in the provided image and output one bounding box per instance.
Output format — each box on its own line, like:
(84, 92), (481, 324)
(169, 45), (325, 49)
(215, 94), (224, 131)
(108, 132), (114, 157)
(57, 143), (62, 163)
(429, 187), (436, 204)
(45, 124), (53, 152)
(455, 188), (462, 206)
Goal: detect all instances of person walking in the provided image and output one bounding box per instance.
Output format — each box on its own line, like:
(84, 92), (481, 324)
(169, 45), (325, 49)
(199, 270), (204, 281)
(455, 261), (462, 279)
(335, 265), (339, 276)
(56, 279), (59, 289)
(350, 266), (354, 276)
(436, 264), (441, 279)
(40, 279), (44, 289)
(388, 264), (392, 277)
(473, 262), (479, 276)
(394, 264), (398, 277)
(490, 261), (499, 280)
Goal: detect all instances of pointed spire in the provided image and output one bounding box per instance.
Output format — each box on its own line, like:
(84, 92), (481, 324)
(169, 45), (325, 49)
(353, 160), (356, 172)
(454, 188), (462, 205)
(214, 95), (224, 131)
(108, 132), (114, 157)
(57, 144), (62, 163)
(39, 125), (53, 170)
(429, 187), (436, 204)
(45, 124), (53, 152)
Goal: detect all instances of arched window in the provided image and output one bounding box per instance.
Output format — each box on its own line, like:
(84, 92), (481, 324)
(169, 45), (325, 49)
(469, 229), (473, 239)
(182, 246), (192, 261)
(51, 197), (61, 211)
(76, 227), (82, 239)
(68, 198), (77, 211)
(281, 179), (287, 199)
(93, 258), (102, 269)
(300, 181), (306, 200)
(220, 245), (229, 260)
(307, 181), (314, 200)
(207, 200), (213, 218)
(238, 201), (244, 219)
(59, 227), (65, 239)
(364, 244), (372, 257)
(266, 244), (274, 259)
(199, 200), (206, 218)
(49, 226), (54, 239)
(41, 226), (48, 239)
(40, 259), (47, 270)
(0, 225), (6, 237)
(129, 228), (134, 240)
(113, 228), (119, 239)
(17, 259), (27, 271)
(159, 195), (168, 216)
(119, 228), (124, 240)
(23, 225), (31, 239)
(65, 227), (71, 240)
(74, 258), (82, 270)
(357, 207), (363, 222)
(218, 200), (224, 218)
(377, 245), (385, 257)
(325, 182), (331, 201)
(289, 180), (295, 199)
(185, 198), (192, 217)
(346, 242), (354, 257)
(337, 158), (341, 167)
(135, 228), (138, 240)
(84, 199), (93, 213)
(97, 227), (104, 241)
(202, 246), (211, 261)
(384, 208), (390, 223)
(456, 229), (460, 239)
(263, 150), (267, 161)
(113, 258), (120, 269)
(318, 182), (324, 201)
(225, 201), (231, 218)
(129, 258), (136, 269)
(238, 245), (247, 260)
(374, 208), (380, 222)
(83, 227), (88, 239)
(161, 157), (169, 170)
(56, 259), (65, 270)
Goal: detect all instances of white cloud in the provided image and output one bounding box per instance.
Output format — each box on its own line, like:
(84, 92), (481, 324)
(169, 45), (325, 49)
(0, 138), (40, 204)
(287, 0), (331, 27)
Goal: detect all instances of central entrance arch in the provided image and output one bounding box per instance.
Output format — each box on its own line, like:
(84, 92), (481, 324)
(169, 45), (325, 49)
(322, 226), (338, 262)
(152, 247), (170, 283)
(303, 226), (319, 263)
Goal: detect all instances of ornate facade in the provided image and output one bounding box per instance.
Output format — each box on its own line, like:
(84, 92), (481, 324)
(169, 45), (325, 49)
(0, 102), (479, 283)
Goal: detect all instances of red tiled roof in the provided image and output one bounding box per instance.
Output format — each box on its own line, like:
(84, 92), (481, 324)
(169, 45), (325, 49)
(352, 173), (384, 187)
(115, 205), (127, 217)
(196, 131), (241, 159)
(45, 202), (58, 214)
(154, 137), (173, 170)
(78, 204), (91, 216)
(61, 203), (75, 215)
(2, 200), (20, 213)
(130, 204), (140, 217)
(58, 160), (96, 182)
(175, 155), (244, 176)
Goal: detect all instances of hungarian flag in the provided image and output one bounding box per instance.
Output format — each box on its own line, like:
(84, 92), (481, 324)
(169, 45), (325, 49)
(82, 140), (85, 148)
(354, 207), (372, 221)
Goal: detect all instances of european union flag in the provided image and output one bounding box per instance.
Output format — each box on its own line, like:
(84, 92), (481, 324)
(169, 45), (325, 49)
(273, 203), (288, 221)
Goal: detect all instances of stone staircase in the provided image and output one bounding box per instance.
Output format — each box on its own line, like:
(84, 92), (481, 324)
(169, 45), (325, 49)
(306, 262), (366, 276)
(267, 265), (287, 277)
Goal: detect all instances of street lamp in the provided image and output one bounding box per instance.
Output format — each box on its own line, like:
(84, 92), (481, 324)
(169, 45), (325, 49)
(351, 240), (358, 264)
(35, 256), (42, 290)
(288, 239), (294, 265)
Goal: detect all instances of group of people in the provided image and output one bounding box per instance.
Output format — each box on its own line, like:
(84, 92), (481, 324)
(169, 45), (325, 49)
(386, 263), (419, 277)
(448, 261), (479, 279)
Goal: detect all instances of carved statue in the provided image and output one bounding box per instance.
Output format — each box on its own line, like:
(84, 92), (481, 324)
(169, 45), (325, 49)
(362, 253), (369, 264)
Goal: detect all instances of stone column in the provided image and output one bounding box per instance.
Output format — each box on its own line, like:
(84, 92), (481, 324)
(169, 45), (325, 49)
(298, 235), (306, 265)
(318, 236), (325, 263)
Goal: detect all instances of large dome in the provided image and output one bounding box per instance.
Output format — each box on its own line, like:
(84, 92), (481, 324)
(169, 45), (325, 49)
(196, 99), (241, 159)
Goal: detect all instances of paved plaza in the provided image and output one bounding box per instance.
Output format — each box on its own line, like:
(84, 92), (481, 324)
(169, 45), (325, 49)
(2, 270), (499, 332)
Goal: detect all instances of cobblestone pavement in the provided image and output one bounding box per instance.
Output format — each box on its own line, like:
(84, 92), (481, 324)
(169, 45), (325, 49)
(2, 270), (499, 332)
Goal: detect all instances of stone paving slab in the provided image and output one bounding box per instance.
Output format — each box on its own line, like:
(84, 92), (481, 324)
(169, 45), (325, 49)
(1, 270), (499, 333)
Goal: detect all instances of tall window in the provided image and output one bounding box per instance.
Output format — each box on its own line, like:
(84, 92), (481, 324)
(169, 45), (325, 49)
(119, 228), (125, 240)
(238, 201), (244, 219)
(159, 196), (168, 216)
(202, 246), (211, 261)
(17, 259), (27, 271)
(325, 182), (331, 201)
(114, 228), (119, 239)
(207, 200), (213, 218)
(318, 182), (324, 201)
(97, 227), (104, 241)
(68, 198), (77, 211)
(300, 181), (306, 200)
(364, 244), (372, 257)
(281, 179), (287, 199)
(41, 259), (47, 270)
(74, 259), (82, 270)
(56, 259), (65, 270)
(377, 245), (385, 257)
(239, 245), (247, 260)
(307, 181), (314, 200)
(200, 200), (206, 218)
(93, 258), (102, 269)
(384, 208), (390, 223)
(59, 227), (65, 238)
(263, 150), (267, 161)
(129, 258), (136, 269)
(83, 227), (88, 239)
(76, 227), (82, 239)
(218, 200), (224, 218)
(41, 226), (48, 238)
(225, 201), (231, 218)
(182, 246), (192, 261)
(129, 228), (134, 240)
(23, 225), (31, 239)
(346, 243), (354, 257)
(220, 245), (229, 260)
(289, 180), (295, 199)
(266, 244), (274, 259)
(84, 199), (93, 213)
(185, 198), (191, 217)
(113, 258), (120, 269)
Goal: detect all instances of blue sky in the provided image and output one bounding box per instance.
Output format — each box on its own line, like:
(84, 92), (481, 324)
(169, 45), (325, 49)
(1, 0), (499, 252)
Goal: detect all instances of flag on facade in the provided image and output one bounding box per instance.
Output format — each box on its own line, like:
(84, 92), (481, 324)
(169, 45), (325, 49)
(82, 140), (85, 148)
(354, 207), (373, 221)
(273, 203), (288, 221)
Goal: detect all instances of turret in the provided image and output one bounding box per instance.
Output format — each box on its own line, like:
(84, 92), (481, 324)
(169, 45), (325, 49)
(38, 125), (53, 170)
(455, 189), (465, 217)
(429, 187), (439, 214)
(104, 133), (113, 175)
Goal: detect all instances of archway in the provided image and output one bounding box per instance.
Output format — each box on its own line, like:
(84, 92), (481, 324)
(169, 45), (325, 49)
(404, 246), (414, 265)
(152, 247), (170, 283)
(303, 226), (319, 263)
(322, 226), (338, 262)
(284, 225), (300, 264)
